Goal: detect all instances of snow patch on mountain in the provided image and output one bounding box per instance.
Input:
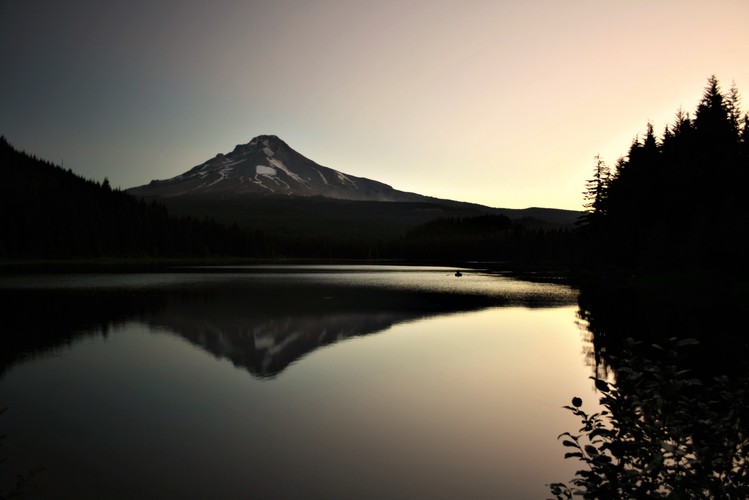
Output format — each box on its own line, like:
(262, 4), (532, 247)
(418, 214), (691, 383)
(268, 158), (304, 184)
(336, 171), (357, 188)
(205, 165), (235, 188)
(316, 169), (329, 185)
(270, 175), (291, 191)
(224, 158), (248, 168)
(256, 165), (276, 176)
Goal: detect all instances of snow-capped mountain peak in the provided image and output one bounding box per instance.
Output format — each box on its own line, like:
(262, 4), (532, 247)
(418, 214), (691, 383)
(128, 135), (424, 202)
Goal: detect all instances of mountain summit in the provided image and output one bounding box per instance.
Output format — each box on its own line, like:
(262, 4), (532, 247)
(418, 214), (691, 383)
(128, 135), (424, 202)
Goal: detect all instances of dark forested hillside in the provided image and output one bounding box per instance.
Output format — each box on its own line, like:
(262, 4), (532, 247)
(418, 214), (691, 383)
(578, 76), (749, 277)
(0, 137), (267, 259)
(395, 214), (577, 263)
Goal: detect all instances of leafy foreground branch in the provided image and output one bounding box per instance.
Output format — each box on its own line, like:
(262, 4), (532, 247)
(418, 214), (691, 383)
(549, 338), (749, 498)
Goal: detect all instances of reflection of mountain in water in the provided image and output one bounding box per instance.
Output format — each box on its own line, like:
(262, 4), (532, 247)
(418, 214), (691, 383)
(162, 310), (417, 378)
(1, 273), (576, 378)
(142, 282), (512, 378)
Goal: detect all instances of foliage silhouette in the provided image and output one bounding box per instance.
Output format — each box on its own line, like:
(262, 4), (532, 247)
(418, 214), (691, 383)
(550, 268), (749, 498)
(549, 338), (749, 498)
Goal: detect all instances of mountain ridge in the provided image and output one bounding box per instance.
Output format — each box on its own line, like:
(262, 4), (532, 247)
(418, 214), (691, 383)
(128, 134), (428, 202)
(127, 134), (582, 229)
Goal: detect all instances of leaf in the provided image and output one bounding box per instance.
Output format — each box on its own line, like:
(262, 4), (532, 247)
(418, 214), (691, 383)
(589, 428), (612, 439)
(564, 452), (583, 459)
(592, 454), (612, 464)
(584, 445), (599, 456)
(562, 440), (579, 448)
(594, 379), (610, 392)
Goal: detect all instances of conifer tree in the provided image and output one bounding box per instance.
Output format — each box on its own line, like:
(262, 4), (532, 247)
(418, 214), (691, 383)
(579, 154), (610, 230)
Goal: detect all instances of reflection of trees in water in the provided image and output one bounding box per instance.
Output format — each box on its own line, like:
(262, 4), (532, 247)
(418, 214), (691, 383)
(577, 283), (748, 379)
(0, 289), (167, 376)
(551, 285), (749, 498)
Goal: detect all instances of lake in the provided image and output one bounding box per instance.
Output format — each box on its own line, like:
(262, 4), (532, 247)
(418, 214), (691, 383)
(0, 265), (599, 499)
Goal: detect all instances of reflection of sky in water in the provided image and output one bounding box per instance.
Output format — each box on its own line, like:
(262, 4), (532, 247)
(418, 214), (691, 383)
(0, 266), (577, 303)
(1, 311), (594, 499)
(287, 269), (573, 298)
(0, 269), (590, 499)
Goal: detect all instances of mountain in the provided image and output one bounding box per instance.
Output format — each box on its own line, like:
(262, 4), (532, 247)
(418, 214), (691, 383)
(128, 134), (427, 202)
(124, 134), (583, 259)
(127, 135), (582, 235)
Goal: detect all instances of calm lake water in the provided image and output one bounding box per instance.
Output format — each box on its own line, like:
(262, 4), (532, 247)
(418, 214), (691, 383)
(0, 266), (598, 499)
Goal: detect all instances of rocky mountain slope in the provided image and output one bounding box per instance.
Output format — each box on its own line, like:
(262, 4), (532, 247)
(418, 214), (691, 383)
(128, 135), (426, 202)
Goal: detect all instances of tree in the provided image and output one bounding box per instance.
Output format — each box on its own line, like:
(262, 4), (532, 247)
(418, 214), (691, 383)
(727, 81), (743, 136)
(694, 75), (736, 156)
(579, 155), (610, 232)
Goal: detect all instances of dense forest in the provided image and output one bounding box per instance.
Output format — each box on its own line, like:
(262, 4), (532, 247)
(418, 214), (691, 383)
(578, 76), (749, 278)
(394, 214), (576, 263)
(0, 136), (576, 263)
(249, 212), (576, 262)
(0, 137), (268, 260)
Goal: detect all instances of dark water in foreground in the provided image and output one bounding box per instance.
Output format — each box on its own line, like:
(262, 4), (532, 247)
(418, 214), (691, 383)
(0, 266), (595, 499)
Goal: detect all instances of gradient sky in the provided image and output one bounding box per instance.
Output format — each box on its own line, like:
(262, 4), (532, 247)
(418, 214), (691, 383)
(2, 0), (748, 210)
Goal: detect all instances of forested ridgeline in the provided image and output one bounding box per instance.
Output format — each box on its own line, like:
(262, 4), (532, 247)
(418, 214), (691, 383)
(0, 136), (579, 263)
(394, 214), (577, 263)
(242, 214), (577, 262)
(578, 76), (749, 277)
(0, 137), (268, 259)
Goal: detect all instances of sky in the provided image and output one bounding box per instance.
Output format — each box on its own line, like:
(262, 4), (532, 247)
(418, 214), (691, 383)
(2, 0), (748, 210)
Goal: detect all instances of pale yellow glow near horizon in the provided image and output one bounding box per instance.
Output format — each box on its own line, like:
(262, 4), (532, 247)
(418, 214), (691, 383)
(2, 0), (748, 210)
